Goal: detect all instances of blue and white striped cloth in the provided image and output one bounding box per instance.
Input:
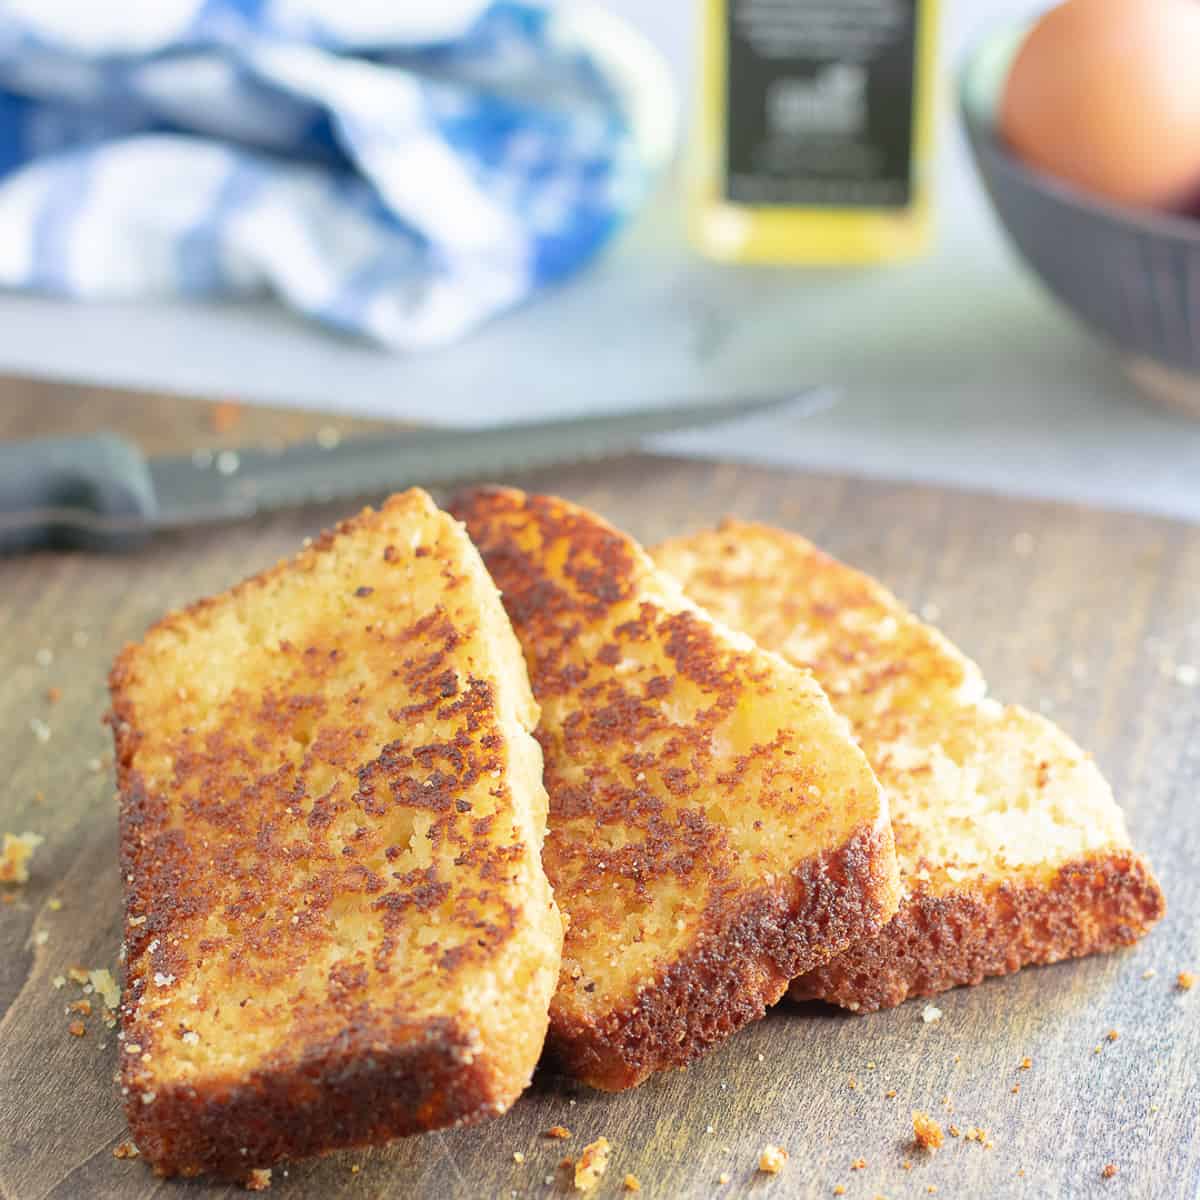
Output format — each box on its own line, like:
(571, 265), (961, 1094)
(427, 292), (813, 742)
(0, 2), (674, 349)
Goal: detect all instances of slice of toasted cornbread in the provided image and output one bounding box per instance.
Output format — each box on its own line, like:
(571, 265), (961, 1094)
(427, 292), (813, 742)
(450, 488), (900, 1090)
(108, 490), (562, 1178)
(654, 521), (1165, 1012)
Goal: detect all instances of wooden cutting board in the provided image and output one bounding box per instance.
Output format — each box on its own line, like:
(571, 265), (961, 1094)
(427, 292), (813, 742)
(1, 386), (1197, 1200)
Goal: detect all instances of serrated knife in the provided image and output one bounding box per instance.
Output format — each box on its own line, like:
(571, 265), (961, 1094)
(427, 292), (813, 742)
(0, 388), (831, 554)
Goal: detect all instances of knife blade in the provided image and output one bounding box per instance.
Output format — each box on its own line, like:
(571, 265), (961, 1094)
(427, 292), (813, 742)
(0, 388), (831, 553)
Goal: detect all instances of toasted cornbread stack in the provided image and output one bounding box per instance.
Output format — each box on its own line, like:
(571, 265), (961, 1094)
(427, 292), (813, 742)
(654, 521), (1166, 1012)
(451, 488), (901, 1089)
(108, 491), (563, 1178)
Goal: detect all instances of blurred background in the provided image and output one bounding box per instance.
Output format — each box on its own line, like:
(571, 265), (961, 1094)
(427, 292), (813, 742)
(4, 0), (1200, 521)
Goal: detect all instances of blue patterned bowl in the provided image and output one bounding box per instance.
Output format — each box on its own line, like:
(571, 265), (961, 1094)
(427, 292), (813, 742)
(961, 24), (1200, 412)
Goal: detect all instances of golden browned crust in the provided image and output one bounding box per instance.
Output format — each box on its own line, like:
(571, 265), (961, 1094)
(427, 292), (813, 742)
(790, 851), (1166, 1012)
(450, 488), (899, 1090)
(109, 490), (560, 1178)
(127, 1018), (500, 1178)
(546, 824), (896, 1090)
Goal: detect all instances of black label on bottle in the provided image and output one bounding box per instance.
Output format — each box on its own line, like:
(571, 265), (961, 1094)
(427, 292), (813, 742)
(724, 0), (917, 209)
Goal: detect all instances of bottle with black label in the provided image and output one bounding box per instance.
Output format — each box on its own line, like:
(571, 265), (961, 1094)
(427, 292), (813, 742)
(690, 0), (937, 263)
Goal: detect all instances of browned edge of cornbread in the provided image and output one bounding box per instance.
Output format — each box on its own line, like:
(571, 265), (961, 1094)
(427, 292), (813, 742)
(549, 823), (897, 1091)
(790, 850), (1166, 1012)
(117, 1014), (510, 1179)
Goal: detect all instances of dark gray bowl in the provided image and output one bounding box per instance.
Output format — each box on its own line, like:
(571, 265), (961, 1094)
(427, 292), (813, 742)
(961, 24), (1200, 411)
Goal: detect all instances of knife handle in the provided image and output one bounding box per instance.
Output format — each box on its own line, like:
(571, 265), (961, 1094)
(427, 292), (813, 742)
(0, 433), (157, 554)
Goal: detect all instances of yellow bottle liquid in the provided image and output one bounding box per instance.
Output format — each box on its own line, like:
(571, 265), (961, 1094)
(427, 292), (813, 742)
(690, 0), (938, 263)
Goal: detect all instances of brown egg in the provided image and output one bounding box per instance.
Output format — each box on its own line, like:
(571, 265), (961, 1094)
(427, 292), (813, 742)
(1000, 0), (1200, 211)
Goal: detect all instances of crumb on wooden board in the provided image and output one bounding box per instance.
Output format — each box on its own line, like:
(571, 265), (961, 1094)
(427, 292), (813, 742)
(574, 1137), (610, 1192)
(912, 1111), (944, 1151)
(0, 832), (44, 884)
(758, 1145), (788, 1174)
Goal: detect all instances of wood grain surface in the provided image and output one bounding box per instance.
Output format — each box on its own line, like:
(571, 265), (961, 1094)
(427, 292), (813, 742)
(1, 383), (1197, 1200)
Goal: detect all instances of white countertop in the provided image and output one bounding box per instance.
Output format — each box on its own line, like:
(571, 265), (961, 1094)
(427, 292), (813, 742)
(3, 0), (1200, 522)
